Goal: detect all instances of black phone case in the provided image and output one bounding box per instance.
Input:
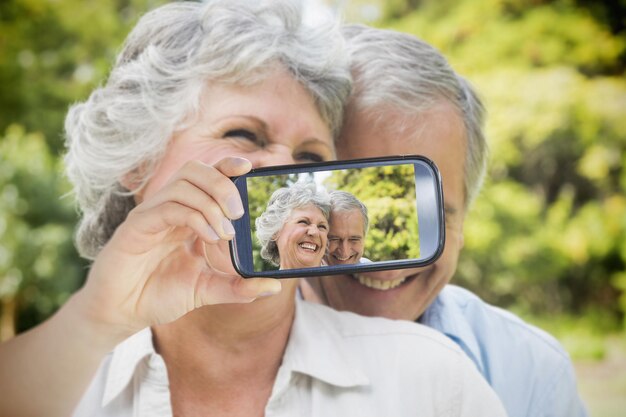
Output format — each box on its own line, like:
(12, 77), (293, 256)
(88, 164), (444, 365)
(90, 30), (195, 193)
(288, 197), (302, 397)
(229, 155), (445, 278)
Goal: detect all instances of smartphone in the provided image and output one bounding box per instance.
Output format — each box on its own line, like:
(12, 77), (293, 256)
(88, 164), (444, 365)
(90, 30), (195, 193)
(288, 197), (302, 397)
(229, 155), (445, 278)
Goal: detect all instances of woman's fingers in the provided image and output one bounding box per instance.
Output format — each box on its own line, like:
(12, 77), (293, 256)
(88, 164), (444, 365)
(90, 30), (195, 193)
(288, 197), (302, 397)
(124, 157), (252, 245)
(151, 158), (250, 219)
(137, 180), (234, 239)
(192, 238), (282, 303)
(81, 156), (273, 329)
(231, 276), (283, 300)
(114, 203), (216, 254)
(198, 157), (251, 219)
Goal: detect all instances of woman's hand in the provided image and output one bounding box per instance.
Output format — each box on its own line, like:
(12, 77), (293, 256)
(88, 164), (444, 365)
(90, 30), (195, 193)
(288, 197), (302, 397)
(73, 157), (282, 336)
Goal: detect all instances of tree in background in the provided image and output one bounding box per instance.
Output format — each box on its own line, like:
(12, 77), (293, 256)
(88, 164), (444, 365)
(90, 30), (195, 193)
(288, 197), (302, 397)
(0, 0), (170, 152)
(0, 125), (85, 340)
(1, 0), (625, 335)
(325, 165), (420, 261)
(0, 0), (168, 339)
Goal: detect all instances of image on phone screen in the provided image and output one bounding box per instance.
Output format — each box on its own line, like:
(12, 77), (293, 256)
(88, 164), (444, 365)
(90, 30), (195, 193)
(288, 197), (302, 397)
(230, 156), (444, 278)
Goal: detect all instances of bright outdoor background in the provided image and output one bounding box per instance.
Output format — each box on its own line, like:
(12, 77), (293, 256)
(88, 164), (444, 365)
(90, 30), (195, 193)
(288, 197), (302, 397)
(0, 0), (624, 415)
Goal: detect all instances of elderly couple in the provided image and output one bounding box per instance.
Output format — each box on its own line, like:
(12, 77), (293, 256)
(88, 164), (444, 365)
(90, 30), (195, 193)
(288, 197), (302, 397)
(0, 1), (587, 417)
(257, 185), (369, 270)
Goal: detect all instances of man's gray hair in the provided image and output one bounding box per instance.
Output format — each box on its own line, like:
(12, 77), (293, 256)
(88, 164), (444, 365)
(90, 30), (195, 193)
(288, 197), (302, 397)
(256, 182), (330, 267)
(329, 190), (369, 235)
(342, 24), (487, 209)
(64, 0), (352, 259)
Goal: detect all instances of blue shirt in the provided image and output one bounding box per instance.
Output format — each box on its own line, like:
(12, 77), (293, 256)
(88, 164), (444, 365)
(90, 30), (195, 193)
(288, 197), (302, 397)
(420, 285), (589, 417)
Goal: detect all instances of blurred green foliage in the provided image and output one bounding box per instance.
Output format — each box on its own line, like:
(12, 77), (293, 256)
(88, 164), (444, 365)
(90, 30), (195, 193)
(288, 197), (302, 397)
(0, 0), (625, 338)
(0, 125), (85, 338)
(247, 173), (293, 271)
(0, 0), (167, 152)
(0, 0), (168, 339)
(324, 165), (420, 261)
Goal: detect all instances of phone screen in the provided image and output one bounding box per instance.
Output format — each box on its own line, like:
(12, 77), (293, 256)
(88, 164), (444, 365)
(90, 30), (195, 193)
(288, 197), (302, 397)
(230, 156), (444, 278)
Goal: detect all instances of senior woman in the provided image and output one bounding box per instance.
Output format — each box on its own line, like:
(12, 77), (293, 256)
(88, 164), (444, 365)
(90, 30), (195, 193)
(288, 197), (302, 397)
(0, 1), (508, 416)
(256, 182), (330, 270)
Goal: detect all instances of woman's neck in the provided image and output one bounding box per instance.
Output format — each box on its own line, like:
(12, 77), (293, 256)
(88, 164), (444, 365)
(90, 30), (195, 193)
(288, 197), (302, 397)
(151, 283), (297, 416)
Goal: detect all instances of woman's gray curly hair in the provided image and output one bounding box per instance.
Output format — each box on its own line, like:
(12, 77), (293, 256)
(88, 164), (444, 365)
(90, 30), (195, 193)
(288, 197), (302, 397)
(256, 182), (330, 267)
(64, 0), (351, 259)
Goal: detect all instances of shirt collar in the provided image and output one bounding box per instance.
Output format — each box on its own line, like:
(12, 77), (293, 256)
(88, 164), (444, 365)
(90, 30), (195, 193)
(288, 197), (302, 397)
(279, 298), (370, 388)
(102, 327), (158, 406)
(101, 299), (369, 407)
(419, 285), (485, 373)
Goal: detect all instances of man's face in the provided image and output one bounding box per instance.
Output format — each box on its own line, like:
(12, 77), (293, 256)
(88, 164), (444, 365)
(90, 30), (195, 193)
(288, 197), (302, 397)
(326, 209), (366, 265)
(306, 102), (467, 320)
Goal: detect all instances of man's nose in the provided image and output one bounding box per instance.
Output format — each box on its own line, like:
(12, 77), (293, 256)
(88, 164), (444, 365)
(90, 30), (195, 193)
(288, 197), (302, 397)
(339, 240), (350, 254)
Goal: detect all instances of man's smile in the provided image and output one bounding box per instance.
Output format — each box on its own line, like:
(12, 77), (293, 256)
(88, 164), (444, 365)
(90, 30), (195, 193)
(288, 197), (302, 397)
(351, 273), (418, 291)
(331, 252), (357, 262)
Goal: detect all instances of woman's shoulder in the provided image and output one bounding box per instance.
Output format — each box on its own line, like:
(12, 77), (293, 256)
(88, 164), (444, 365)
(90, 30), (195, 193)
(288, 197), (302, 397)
(296, 299), (465, 357)
(290, 300), (506, 416)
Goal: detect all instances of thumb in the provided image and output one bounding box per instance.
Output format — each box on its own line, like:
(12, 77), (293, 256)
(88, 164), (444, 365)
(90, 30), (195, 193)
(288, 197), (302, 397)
(194, 272), (283, 307)
(232, 277), (283, 300)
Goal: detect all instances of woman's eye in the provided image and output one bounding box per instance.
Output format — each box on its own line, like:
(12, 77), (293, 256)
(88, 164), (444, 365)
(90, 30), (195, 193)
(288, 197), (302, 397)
(224, 129), (258, 142)
(297, 220), (309, 225)
(295, 152), (325, 163)
(319, 225), (328, 231)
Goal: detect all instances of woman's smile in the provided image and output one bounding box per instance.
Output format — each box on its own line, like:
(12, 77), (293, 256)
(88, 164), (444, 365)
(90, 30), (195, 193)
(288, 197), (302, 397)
(298, 241), (320, 252)
(275, 204), (329, 269)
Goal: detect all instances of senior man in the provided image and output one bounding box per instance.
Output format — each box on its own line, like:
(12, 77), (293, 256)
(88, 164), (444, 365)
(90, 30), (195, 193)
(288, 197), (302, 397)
(302, 24), (588, 417)
(325, 191), (370, 265)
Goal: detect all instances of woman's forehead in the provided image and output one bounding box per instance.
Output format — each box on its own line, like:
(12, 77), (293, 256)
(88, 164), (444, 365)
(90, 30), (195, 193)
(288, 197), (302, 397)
(198, 72), (332, 144)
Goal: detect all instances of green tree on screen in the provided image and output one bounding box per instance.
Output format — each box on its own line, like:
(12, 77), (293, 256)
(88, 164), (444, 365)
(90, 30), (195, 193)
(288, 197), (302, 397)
(246, 174), (296, 271)
(325, 165), (419, 261)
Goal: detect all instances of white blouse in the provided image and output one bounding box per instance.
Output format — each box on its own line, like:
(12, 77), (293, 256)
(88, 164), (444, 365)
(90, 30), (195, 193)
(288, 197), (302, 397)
(73, 299), (508, 417)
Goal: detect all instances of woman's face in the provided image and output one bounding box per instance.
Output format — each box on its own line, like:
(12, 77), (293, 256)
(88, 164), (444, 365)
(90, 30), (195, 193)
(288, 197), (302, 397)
(139, 70), (334, 200)
(275, 204), (329, 269)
